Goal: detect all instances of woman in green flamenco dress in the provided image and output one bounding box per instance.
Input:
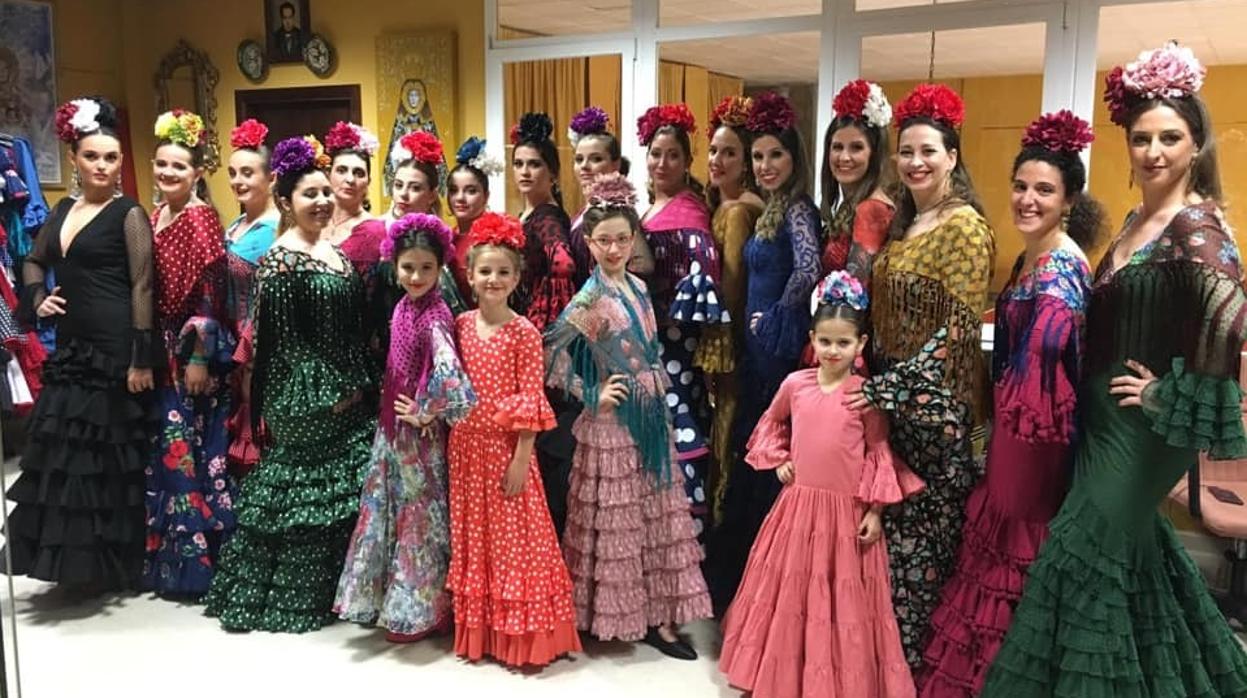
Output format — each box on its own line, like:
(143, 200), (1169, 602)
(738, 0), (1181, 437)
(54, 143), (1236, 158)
(982, 42), (1247, 696)
(204, 135), (374, 633)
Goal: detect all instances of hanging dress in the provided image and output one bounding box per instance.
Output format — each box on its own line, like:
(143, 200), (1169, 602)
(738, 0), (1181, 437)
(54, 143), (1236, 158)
(981, 201), (1247, 697)
(5, 196), (154, 589)
(919, 248), (1090, 696)
(142, 202), (238, 595)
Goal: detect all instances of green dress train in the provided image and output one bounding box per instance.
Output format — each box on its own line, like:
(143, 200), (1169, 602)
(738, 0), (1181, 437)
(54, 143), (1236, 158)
(204, 246), (374, 633)
(981, 201), (1247, 696)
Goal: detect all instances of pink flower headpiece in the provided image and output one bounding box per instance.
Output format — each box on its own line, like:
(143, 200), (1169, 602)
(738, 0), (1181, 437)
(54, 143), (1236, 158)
(1104, 41), (1205, 127)
(746, 92), (797, 134)
(381, 212), (454, 260)
(324, 121), (380, 157)
(894, 83), (965, 130)
(390, 130), (444, 167)
(1021, 110), (1094, 154)
(810, 270), (868, 316)
(230, 119), (269, 150)
(637, 103), (696, 146)
(586, 172), (637, 210)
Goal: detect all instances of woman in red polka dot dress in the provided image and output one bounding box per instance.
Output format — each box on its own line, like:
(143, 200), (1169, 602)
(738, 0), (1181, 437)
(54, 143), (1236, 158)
(446, 211), (582, 667)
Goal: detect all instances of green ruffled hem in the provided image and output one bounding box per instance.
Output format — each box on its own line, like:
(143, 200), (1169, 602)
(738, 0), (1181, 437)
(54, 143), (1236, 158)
(981, 490), (1247, 697)
(237, 409), (373, 535)
(1146, 358), (1247, 460)
(203, 523), (351, 633)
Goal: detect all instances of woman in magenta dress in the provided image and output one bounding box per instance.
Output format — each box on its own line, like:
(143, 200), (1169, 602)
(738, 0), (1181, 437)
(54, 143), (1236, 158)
(143, 109), (237, 595)
(919, 112), (1104, 697)
(719, 271), (923, 698)
(635, 103), (726, 537)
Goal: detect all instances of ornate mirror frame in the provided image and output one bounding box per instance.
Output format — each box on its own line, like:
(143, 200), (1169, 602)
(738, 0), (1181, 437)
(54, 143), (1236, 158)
(153, 39), (221, 172)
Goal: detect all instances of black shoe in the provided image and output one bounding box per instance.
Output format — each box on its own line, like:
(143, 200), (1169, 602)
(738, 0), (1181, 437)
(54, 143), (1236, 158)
(643, 627), (698, 660)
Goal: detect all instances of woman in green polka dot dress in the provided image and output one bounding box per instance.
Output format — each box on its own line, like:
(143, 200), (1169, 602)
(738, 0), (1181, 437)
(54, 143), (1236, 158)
(203, 135), (374, 632)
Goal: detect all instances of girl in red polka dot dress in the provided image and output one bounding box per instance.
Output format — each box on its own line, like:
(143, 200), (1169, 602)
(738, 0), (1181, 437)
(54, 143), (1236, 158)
(446, 211), (582, 667)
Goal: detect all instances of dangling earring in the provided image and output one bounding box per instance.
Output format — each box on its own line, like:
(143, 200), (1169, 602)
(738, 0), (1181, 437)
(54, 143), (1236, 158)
(70, 169), (82, 198)
(1060, 210), (1070, 233)
(1128, 170), (1135, 190)
(114, 176), (123, 198)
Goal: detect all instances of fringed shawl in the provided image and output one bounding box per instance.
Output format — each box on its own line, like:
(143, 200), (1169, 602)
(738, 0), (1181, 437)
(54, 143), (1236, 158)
(870, 205), (996, 424)
(544, 268), (673, 486)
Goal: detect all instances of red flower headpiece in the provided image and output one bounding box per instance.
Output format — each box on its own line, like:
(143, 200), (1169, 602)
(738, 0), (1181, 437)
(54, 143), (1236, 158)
(230, 119), (269, 150)
(467, 211), (526, 252)
(708, 95), (753, 135)
(323, 121), (379, 156)
(1021, 110), (1094, 154)
(637, 103), (696, 146)
(746, 91), (797, 134)
(391, 130), (444, 167)
(832, 79), (892, 129)
(893, 83), (965, 130)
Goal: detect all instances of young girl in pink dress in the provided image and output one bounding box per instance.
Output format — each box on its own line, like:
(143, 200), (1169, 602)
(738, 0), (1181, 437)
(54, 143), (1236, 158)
(445, 211), (581, 667)
(719, 271), (924, 698)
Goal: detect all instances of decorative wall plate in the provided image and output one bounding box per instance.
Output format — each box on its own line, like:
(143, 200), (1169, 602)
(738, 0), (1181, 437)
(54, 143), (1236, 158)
(237, 39), (267, 83)
(303, 34), (335, 77)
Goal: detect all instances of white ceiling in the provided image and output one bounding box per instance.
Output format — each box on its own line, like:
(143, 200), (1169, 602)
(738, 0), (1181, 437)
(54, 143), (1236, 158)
(499, 0), (1247, 84)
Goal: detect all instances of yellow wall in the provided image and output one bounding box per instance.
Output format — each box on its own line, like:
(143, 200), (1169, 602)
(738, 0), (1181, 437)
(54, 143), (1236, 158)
(881, 65), (1247, 291)
(103, 0), (484, 212)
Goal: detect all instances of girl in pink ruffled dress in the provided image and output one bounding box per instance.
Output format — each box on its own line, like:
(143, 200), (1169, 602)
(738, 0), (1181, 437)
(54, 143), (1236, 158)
(719, 271), (924, 698)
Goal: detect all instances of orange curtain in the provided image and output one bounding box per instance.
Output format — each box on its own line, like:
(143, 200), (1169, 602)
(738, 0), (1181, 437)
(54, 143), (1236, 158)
(504, 58), (588, 214)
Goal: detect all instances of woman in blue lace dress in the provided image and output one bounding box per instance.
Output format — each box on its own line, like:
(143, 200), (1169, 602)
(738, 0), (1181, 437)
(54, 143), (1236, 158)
(707, 93), (822, 612)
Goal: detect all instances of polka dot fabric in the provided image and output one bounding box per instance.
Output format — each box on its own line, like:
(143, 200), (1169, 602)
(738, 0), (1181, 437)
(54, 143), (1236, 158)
(447, 311), (581, 667)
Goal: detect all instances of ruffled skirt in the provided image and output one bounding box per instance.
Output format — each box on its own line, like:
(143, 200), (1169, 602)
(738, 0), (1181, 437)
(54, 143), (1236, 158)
(719, 484), (914, 698)
(4, 338), (150, 589)
(562, 412), (711, 641)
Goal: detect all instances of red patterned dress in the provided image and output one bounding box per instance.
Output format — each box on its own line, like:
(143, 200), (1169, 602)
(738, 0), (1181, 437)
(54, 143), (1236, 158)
(446, 310), (581, 666)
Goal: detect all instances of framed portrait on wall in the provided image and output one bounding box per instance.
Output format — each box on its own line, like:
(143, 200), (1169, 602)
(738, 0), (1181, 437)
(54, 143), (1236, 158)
(0, 0), (59, 184)
(265, 0), (309, 64)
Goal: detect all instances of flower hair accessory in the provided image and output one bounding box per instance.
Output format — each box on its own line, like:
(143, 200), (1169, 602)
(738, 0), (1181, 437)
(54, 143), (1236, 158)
(381, 212), (455, 260)
(230, 119), (269, 150)
(568, 106), (611, 146)
(894, 83), (965, 129)
(271, 136), (328, 178)
(708, 95), (753, 135)
(154, 109), (206, 149)
(1103, 41), (1206, 126)
(1021, 110), (1094, 154)
(746, 92), (797, 134)
(586, 172), (637, 210)
(390, 130), (444, 167)
(637, 103), (696, 146)
(455, 136), (504, 176)
(510, 112), (555, 146)
(833, 80), (893, 130)
(810, 270), (869, 316)
(55, 98), (104, 143)
(324, 121), (380, 157)
(466, 211), (526, 252)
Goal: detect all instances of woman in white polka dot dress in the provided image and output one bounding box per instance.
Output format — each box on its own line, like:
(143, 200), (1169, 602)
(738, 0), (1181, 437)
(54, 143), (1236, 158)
(445, 211), (581, 667)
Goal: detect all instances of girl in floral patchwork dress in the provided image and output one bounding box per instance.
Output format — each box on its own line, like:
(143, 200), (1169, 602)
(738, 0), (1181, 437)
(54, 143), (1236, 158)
(335, 212), (476, 642)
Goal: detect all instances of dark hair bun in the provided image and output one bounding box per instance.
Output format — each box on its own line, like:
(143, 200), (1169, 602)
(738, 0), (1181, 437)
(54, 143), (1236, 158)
(516, 112), (554, 144)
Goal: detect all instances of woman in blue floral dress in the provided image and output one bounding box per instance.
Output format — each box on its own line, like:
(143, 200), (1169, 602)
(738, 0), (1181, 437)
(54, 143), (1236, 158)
(335, 212), (475, 642)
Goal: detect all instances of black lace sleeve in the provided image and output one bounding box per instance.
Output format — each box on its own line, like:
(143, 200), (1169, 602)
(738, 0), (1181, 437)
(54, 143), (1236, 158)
(123, 204), (155, 369)
(17, 206), (57, 327)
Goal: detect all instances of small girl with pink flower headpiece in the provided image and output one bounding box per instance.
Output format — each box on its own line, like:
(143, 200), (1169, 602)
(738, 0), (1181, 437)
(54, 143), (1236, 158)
(544, 172), (713, 660)
(334, 212), (476, 643)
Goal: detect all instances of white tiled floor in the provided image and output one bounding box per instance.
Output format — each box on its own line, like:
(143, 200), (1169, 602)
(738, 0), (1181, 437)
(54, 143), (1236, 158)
(0, 577), (736, 698)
